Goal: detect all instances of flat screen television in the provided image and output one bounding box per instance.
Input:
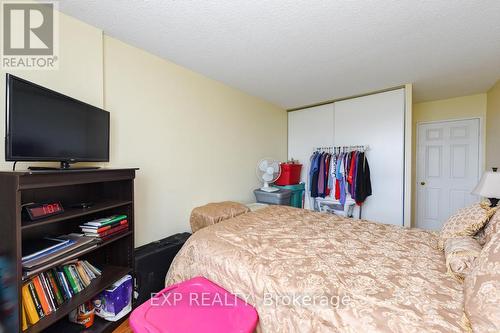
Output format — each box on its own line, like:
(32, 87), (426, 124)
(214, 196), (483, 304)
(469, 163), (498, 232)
(5, 74), (110, 169)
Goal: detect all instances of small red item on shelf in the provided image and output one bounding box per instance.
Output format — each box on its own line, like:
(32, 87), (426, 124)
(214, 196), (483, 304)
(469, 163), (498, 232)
(274, 163), (302, 185)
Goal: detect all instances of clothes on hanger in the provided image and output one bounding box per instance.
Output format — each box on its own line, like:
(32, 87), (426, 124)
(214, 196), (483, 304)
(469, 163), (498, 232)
(354, 151), (372, 204)
(309, 152), (321, 198)
(307, 148), (372, 210)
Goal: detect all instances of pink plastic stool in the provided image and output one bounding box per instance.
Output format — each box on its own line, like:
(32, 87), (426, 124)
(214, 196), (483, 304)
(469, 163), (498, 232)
(129, 276), (258, 333)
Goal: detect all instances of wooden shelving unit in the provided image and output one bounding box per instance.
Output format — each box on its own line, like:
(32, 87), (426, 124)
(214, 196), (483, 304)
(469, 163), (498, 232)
(21, 200), (133, 230)
(0, 168), (137, 333)
(43, 315), (128, 333)
(25, 266), (132, 333)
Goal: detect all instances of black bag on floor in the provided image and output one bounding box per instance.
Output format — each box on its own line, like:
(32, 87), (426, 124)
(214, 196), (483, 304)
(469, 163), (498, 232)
(134, 232), (191, 306)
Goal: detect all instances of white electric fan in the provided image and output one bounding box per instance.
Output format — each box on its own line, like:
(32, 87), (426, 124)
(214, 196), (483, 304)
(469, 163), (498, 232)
(256, 159), (281, 192)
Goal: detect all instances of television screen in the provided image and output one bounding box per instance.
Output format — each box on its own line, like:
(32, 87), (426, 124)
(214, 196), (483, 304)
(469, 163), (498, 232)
(5, 74), (110, 163)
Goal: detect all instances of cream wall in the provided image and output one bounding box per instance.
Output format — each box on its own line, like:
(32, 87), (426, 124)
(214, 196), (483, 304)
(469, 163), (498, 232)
(411, 93), (487, 225)
(103, 37), (287, 246)
(0, 13), (104, 170)
(487, 80), (500, 169)
(0, 11), (287, 246)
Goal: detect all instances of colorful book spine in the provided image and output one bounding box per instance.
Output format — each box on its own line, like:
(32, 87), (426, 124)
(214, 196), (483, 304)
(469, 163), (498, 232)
(21, 283), (40, 325)
(27, 281), (44, 319)
(75, 262), (91, 287)
(32, 275), (52, 315)
(39, 273), (56, 312)
(93, 223), (129, 238)
(21, 302), (28, 331)
(21, 260), (101, 331)
(69, 265), (84, 291)
(84, 214), (127, 227)
(57, 270), (73, 300)
(100, 229), (129, 242)
(63, 266), (80, 295)
(84, 260), (102, 276)
(81, 219), (128, 233)
(47, 270), (64, 307)
(80, 261), (96, 279)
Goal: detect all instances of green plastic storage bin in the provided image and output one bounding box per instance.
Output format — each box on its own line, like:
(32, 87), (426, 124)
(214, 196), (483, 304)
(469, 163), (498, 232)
(272, 183), (305, 208)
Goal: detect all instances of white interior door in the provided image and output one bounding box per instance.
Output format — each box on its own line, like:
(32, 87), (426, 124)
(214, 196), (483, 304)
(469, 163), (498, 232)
(416, 119), (481, 230)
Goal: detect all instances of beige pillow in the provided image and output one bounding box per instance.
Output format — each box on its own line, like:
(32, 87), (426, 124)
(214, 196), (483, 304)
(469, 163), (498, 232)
(444, 237), (481, 281)
(190, 201), (250, 233)
(439, 202), (497, 249)
(475, 210), (500, 246)
(463, 230), (500, 333)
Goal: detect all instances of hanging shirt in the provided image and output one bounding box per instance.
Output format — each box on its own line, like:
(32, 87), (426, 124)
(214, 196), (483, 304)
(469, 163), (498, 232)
(335, 153), (342, 200)
(348, 152), (356, 185)
(309, 152), (318, 192)
(328, 154), (336, 194)
(309, 152), (319, 191)
(318, 153), (326, 197)
(336, 153), (347, 205)
(310, 152), (322, 198)
(324, 154), (331, 197)
(351, 151), (359, 199)
(346, 151), (355, 196)
(354, 152), (372, 205)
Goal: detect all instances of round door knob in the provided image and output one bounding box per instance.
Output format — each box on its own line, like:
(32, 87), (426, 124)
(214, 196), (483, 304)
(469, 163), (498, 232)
(420, 181), (426, 186)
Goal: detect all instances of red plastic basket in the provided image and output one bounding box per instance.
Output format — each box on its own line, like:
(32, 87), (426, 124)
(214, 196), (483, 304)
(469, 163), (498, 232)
(274, 163), (302, 185)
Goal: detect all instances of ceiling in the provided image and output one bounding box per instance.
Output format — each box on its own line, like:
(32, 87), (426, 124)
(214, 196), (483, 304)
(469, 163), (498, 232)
(59, 0), (500, 109)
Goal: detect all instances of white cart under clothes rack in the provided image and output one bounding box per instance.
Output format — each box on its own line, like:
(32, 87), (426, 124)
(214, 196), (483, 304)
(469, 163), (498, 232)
(315, 197), (356, 217)
(311, 145), (369, 219)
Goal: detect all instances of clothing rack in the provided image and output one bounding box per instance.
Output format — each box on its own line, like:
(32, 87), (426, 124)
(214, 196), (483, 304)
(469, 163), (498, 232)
(313, 146), (333, 153)
(333, 145), (369, 153)
(313, 145), (369, 153)
(311, 144), (371, 220)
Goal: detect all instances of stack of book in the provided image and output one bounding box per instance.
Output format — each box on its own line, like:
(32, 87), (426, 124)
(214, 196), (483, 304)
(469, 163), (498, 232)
(79, 215), (129, 241)
(22, 238), (73, 262)
(22, 235), (97, 274)
(22, 260), (101, 328)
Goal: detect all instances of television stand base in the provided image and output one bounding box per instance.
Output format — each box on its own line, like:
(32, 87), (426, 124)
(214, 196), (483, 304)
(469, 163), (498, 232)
(28, 162), (101, 171)
(28, 166), (101, 171)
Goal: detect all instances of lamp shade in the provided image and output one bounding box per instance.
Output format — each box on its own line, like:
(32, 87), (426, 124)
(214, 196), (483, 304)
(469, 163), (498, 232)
(472, 171), (500, 198)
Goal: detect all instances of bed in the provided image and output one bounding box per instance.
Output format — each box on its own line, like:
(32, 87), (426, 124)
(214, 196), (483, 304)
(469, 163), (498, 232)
(166, 206), (464, 333)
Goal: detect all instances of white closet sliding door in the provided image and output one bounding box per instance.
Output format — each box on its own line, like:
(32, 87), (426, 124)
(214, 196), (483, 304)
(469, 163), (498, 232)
(288, 104), (334, 209)
(334, 89), (405, 225)
(287, 88), (408, 225)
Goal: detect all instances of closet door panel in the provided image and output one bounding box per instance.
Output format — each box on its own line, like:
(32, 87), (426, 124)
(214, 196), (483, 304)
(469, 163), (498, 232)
(288, 104), (334, 208)
(334, 89), (405, 226)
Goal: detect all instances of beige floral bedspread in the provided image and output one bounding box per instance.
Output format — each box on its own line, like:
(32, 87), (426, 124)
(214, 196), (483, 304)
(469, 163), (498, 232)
(166, 206), (464, 333)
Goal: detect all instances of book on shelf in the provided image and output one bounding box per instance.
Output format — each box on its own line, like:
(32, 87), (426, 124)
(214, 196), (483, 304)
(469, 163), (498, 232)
(46, 270), (64, 307)
(82, 214), (127, 228)
(100, 229), (129, 241)
(85, 222), (128, 238)
(80, 215), (129, 241)
(21, 260), (102, 331)
(76, 262), (91, 286)
(28, 281), (44, 321)
(22, 237), (73, 262)
(63, 265), (80, 294)
(22, 283), (40, 325)
(22, 235), (96, 270)
(32, 275), (52, 315)
(21, 302), (28, 331)
(70, 264), (85, 290)
(80, 219), (128, 234)
(57, 270), (73, 300)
